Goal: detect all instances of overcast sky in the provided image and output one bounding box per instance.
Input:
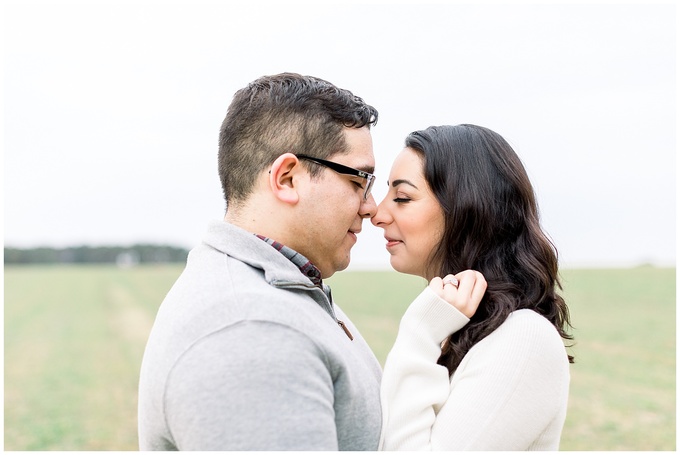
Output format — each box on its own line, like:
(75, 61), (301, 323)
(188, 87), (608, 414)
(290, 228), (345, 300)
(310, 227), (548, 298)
(3, 1), (676, 268)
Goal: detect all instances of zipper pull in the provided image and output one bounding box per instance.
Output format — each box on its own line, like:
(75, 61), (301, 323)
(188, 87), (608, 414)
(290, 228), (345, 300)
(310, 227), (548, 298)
(337, 320), (354, 341)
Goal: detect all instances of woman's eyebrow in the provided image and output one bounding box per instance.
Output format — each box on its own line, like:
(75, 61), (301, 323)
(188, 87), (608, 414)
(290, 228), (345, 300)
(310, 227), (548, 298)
(391, 179), (419, 189)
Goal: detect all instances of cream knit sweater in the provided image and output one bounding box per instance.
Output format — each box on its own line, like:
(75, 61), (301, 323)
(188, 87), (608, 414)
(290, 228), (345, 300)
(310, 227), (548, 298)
(380, 287), (570, 451)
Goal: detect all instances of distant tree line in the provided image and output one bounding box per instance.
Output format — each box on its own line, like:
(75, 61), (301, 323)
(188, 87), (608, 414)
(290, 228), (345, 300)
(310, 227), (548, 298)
(4, 244), (189, 265)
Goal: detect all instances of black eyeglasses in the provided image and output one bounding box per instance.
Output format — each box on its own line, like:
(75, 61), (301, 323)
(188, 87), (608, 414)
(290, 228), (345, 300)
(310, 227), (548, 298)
(296, 154), (375, 201)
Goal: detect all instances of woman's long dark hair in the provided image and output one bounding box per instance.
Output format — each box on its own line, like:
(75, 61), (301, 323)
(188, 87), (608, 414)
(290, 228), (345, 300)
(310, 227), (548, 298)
(405, 124), (574, 375)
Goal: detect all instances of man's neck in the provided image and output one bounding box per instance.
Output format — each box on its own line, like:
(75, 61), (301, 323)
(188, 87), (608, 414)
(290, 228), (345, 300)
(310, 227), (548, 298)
(224, 202), (290, 247)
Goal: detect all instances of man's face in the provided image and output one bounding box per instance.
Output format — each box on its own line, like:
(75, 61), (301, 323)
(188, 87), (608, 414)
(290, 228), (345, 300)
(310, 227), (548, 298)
(295, 126), (377, 278)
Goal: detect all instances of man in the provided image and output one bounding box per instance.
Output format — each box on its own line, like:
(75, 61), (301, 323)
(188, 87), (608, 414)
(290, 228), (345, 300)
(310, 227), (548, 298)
(138, 73), (382, 450)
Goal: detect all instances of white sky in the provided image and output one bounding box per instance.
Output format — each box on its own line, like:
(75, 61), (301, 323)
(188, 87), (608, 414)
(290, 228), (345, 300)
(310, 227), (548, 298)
(3, 1), (677, 268)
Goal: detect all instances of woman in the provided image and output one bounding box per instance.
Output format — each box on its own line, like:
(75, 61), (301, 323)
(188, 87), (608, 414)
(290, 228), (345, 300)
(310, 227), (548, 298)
(373, 124), (573, 451)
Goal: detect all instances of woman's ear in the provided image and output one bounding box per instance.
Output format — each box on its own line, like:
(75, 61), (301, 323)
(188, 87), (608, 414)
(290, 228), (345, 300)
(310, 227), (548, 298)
(268, 153), (301, 204)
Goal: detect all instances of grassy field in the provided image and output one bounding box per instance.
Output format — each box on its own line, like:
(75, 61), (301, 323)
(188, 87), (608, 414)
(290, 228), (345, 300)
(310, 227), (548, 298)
(4, 265), (676, 450)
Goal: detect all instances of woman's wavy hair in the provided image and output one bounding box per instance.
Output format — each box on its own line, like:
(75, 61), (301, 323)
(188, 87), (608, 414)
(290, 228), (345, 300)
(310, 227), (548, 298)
(405, 124), (574, 375)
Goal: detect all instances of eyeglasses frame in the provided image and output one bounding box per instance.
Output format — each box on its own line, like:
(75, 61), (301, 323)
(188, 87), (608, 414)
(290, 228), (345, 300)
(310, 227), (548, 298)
(296, 154), (375, 201)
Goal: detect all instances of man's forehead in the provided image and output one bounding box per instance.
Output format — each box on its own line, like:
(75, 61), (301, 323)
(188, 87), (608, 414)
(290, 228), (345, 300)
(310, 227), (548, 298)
(334, 127), (375, 171)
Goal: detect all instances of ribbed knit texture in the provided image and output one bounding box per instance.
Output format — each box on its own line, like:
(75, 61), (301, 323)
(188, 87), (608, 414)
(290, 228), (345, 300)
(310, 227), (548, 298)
(380, 287), (570, 450)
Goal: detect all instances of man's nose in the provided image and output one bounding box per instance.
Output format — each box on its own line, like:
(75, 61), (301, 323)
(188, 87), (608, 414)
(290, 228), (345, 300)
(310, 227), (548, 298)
(360, 193), (378, 219)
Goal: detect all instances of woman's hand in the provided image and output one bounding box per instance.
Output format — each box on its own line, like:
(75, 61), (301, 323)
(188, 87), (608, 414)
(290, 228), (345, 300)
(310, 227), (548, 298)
(428, 270), (487, 318)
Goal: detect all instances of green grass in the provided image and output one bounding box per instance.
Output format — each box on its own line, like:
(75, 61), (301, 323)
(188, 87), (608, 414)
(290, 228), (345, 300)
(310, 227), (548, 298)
(557, 267), (676, 450)
(4, 265), (180, 450)
(4, 265), (676, 450)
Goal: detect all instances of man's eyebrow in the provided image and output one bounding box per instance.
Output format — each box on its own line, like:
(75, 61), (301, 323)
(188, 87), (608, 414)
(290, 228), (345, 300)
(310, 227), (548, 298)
(357, 165), (375, 174)
(391, 179), (419, 189)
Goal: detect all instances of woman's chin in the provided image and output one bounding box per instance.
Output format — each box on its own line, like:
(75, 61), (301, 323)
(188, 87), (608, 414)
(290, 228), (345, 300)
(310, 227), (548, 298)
(389, 259), (423, 278)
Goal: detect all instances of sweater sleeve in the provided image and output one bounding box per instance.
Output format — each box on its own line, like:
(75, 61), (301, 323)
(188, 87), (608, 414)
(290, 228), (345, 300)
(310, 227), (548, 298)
(164, 320), (338, 450)
(381, 301), (570, 451)
(379, 287), (470, 450)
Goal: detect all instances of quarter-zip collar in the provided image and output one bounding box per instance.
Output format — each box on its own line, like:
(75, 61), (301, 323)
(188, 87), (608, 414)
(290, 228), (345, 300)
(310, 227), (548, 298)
(202, 220), (353, 340)
(255, 234), (323, 288)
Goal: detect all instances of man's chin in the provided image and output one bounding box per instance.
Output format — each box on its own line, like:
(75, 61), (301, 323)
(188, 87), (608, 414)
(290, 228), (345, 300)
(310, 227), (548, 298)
(321, 256), (351, 279)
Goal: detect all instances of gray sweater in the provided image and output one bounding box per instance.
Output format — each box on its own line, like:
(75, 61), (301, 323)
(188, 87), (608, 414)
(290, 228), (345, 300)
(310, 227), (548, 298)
(138, 220), (382, 450)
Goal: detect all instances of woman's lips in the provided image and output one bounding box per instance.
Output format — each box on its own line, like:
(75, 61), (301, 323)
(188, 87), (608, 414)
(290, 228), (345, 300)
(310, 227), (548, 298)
(385, 238), (403, 248)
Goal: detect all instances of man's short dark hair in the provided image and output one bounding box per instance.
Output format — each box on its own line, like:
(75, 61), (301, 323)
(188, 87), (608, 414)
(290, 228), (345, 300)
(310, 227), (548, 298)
(218, 73), (378, 207)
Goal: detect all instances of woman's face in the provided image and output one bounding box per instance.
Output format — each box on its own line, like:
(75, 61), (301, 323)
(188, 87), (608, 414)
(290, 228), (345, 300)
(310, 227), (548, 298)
(371, 147), (445, 279)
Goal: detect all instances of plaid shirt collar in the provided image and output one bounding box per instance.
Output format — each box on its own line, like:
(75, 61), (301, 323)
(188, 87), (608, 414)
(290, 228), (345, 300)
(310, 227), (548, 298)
(256, 235), (323, 288)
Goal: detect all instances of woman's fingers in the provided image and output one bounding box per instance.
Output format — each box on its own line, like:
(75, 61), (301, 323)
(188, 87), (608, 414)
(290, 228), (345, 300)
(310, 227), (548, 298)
(442, 274), (459, 288)
(468, 271), (488, 305)
(455, 270), (487, 301)
(432, 270), (487, 318)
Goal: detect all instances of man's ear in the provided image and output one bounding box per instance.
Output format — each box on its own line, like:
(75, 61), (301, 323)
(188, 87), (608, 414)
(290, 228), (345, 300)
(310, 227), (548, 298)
(268, 153), (302, 204)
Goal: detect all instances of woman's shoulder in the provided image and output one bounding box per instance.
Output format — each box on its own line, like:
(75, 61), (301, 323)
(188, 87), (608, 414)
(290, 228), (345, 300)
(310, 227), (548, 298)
(503, 308), (560, 333)
(483, 309), (567, 359)
(505, 308), (549, 321)
(454, 309), (570, 385)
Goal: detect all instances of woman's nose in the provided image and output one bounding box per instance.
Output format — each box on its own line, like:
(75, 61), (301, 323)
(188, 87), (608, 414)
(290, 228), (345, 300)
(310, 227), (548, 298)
(370, 197), (390, 227)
